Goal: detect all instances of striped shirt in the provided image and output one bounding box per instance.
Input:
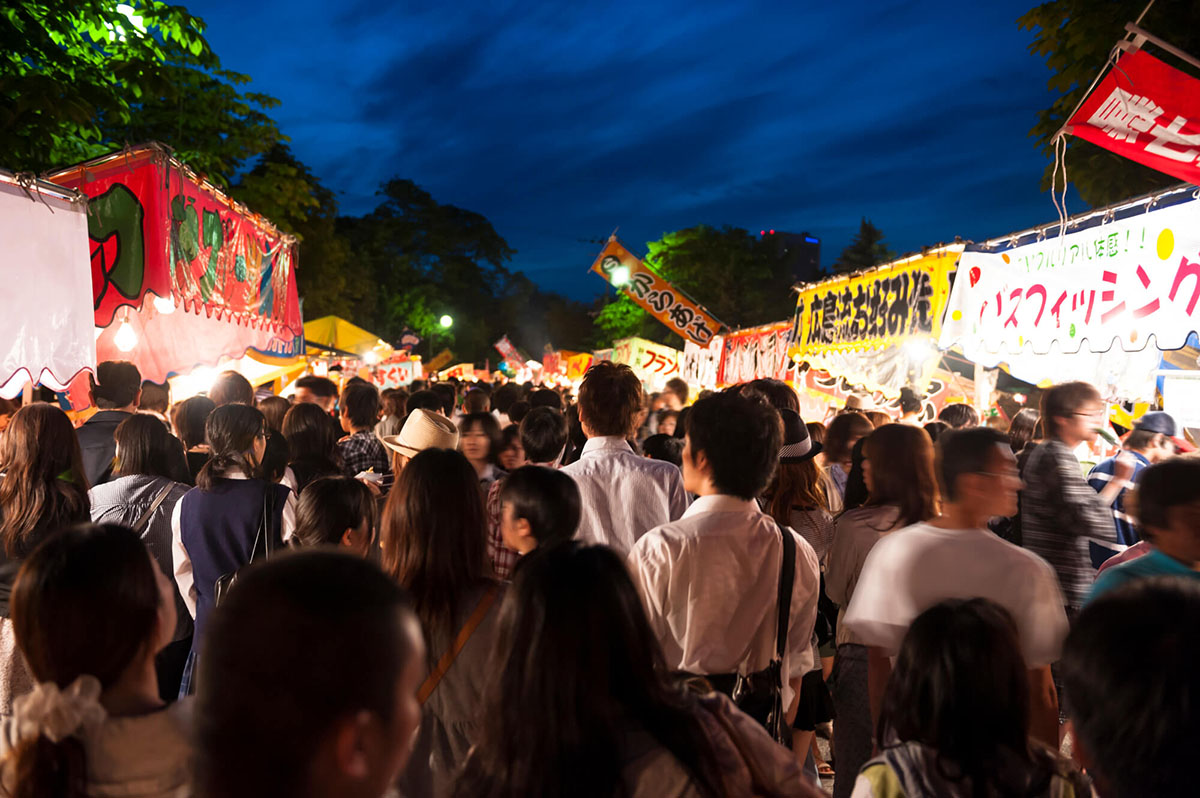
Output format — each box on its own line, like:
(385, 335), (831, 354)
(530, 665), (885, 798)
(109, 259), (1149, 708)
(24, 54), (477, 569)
(1087, 451), (1150, 547)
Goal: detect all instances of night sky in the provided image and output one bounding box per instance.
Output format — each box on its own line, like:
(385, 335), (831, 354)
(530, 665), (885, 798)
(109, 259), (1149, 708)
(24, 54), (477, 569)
(196, 0), (1078, 302)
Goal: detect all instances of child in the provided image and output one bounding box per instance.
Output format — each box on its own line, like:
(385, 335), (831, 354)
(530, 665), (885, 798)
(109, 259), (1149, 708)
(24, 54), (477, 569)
(498, 466), (581, 556)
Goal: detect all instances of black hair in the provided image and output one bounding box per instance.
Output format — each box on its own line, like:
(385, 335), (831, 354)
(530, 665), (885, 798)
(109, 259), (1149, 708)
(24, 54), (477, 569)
(281, 403), (342, 492)
(491, 383), (522, 414)
(463, 389), (491, 414)
(519, 407), (568, 464)
(739, 378), (798, 414)
(195, 551), (420, 798)
(528, 388), (562, 411)
(642, 434), (683, 468)
(1063, 578), (1200, 798)
(1127, 457), (1200, 536)
(209, 370), (255, 407)
(196, 405), (267, 491)
(1123, 428), (1161, 452)
(293, 375), (339, 400)
(431, 383), (457, 416)
(294, 477), (378, 549)
(937, 403), (980, 430)
(172, 396), (216, 450)
(935, 427), (1010, 502)
(340, 382), (381, 429)
(507, 400), (531, 425)
(899, 387), (922, 415)
(407, 389), (444, 416)
(453, 543), (722, 798)
(498, 466), (581, 547)
(842, 436), (869, 511)
(258, 430), (289, 484)
(684, 391), (780, 500)
(1008, 408), (1039, 453)
(459, 412), (503, 465)
(114, 413), (178, 480)
(1040, 381), (1100, 439)
(923, 419), (949, 443)
(499, 425), (521, 454)
(90, 361), (141, 409)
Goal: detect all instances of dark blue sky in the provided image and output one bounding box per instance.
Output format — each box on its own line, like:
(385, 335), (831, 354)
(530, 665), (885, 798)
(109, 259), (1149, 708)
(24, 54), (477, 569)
(196, 0), (1075, 302)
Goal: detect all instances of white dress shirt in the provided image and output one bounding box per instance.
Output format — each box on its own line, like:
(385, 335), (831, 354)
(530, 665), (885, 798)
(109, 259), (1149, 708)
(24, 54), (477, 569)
(627, 495), (821, 706)
(843, 522), (1069, 667)
(562, 436), (690, 556)
(171, 470), (297, 619)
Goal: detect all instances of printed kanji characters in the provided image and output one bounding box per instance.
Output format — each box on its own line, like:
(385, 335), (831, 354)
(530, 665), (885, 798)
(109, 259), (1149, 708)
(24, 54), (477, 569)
(1088, 88), (1163, 144)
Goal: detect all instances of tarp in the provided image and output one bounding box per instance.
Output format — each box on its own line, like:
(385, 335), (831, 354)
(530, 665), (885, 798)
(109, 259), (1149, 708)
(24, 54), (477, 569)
(0, 175), (95, 397)
(303, 315), (392, 360)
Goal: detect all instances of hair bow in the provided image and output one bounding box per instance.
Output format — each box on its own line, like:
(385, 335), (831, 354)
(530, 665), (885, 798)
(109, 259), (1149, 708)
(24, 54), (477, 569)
(12, 675), (107, 743)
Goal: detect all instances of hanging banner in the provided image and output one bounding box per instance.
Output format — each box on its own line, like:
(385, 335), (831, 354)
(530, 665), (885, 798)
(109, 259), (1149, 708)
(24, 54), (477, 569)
(590, 238), (723, 346)
(680, 335), (724, 389)
(439, 362), (475, 381)
(1066, 48), (1200, 185)
(612, 337), (682, 390)
(493, 335), (525, 371)
(566, 352), (594, 381)
(717, 322), (793, 386)
(940, 197), (1200, 357)
(791, 248), (958, 358)
(425, 349), (454, 374)
(375, 360), (422, 389)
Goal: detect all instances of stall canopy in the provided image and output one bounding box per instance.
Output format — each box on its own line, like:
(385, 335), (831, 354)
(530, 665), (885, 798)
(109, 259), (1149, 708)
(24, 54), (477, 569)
(48, 143), (304, 385)
(939, 185), (1199, 400)
(0, 172), (95, 397)
(303, 315), (393, 362)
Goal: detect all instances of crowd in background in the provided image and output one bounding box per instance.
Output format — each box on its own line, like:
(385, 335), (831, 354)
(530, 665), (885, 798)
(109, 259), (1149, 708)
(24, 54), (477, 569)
(0, 359), (1195, 798)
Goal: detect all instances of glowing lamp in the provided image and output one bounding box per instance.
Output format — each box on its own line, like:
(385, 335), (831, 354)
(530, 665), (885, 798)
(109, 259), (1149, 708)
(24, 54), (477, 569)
(113, 318), (138, 352)
(362, 351), (380, 365)
(439, 314), (454, 329)
(610, 265), (631, 287)
(153, 294), (175, 315)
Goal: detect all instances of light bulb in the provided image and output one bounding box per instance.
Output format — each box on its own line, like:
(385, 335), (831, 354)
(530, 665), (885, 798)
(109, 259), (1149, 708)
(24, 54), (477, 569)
(153, 295), (175, 315)
(362, 351), (380, 365)
(610, 265), (631, 286)
(113, 318), (138, 352)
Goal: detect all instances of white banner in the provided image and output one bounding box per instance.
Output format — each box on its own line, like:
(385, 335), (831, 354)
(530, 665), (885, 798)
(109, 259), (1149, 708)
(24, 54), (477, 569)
(680, 335), (723, 389)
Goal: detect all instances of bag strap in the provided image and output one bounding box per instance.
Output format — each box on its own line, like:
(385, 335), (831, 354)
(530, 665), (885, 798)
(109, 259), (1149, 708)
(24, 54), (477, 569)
(132, 482), (176, 536)
(247, 483), (277, 565)
(418, 586), (499, 704)
(774, 522), (796, 663)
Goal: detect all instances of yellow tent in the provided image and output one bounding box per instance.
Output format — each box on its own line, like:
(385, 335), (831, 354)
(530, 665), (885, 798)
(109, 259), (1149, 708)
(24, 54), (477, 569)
(303, 316), (394, 362)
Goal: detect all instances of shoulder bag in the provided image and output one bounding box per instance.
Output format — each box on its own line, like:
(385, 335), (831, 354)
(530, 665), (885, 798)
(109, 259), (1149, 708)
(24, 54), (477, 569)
(417, 586), (499, 704)
(213, 485), (277, 606)
(131, 481), (176, 536)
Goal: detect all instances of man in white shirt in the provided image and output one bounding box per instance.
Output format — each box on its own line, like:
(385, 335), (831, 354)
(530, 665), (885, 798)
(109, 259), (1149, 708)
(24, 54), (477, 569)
(843, 426), (1068, 746)
(562, 362), (689, 555)
(628, 390), (820, 717)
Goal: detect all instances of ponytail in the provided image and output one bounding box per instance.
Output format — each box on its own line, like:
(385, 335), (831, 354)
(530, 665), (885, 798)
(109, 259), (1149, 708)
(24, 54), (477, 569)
(195, 405), (266, 492)
(9, 736), (88, 798)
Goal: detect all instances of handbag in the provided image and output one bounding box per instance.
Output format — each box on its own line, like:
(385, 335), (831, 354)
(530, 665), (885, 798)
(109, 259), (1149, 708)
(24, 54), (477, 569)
(213, 485), (277, 607)
(728, 522), (796, 746)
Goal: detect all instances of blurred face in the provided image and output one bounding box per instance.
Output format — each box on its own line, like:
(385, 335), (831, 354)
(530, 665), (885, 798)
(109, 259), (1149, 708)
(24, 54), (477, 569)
(1144, 434), (1176, 464)
(498, 439), (525, 471)
(459, 424), (490, 464)
(659, 416), (677, 437)
(500, 501), (536, 554)
(1059, 399), (1105, 445)
(958, 445), (1022, 520)
(296, 387), (336, 413)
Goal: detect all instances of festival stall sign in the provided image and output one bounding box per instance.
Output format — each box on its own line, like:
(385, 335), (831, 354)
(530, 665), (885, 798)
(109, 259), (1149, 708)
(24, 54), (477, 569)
(611, 337), (682, 391)
(793, 361), (971, 426)
(938, 187), (1200, 400)
(375, 358), (423, 389)
(589, 237), (723, 346)
(680, 335), (724, 390)
(0, 172), (95, 398)
(566, 352), (594, 381)
(438, 362), (475, 381)
(425, 349), (454, 374)
(493, 335), (526, 372)
(48, 144), (304, 386)
(717, 322), (793, 386)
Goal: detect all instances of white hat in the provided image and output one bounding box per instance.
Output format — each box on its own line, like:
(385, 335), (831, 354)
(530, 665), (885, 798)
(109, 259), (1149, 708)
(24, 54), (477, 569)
(381, 409), (459, 457)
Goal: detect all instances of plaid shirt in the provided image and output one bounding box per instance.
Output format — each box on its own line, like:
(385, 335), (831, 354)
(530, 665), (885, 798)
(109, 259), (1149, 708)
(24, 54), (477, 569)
(486, 477), (520, 580)
(1020, 439), (1118, 608)
(338, 431), (390, 478)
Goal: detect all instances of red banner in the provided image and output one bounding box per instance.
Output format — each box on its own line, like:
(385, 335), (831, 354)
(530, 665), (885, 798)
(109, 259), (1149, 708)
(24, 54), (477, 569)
(1068, 48), (1200, 185)
(717, 322), (793, 385)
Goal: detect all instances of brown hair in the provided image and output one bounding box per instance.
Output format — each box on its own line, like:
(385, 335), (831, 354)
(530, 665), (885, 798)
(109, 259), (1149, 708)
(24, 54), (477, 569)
(209, 370), (254, 407)
(256, 396), (290, 434)
(171, 395), (216, 450)
(1008, 408), (1040, 453)
(825, 412), (874, 465)
(806, 421), (826, 447)
(578, 362), (643, 438)
(766, 458), (829, 525)
(865, 410), (893, 428)
(863, 423), (939, 527)
(1041, 381), (1101, 439)
(380, 448), (490, 640)
(0, 405), (89, 559)
(114, 413), (177, 479)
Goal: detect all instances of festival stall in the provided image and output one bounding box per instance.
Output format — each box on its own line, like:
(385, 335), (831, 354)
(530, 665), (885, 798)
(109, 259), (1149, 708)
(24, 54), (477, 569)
(611, 337), (683, 392)
(717, 322), (794, 387)
(47, 144), (304, 402)
(680, 335), (724, 391)
(0, 171), (95, 398)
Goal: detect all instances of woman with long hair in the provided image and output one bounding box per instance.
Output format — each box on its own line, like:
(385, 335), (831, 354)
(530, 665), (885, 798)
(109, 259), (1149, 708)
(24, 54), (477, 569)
(825, 423), (939, 798)
(454, 542), (819, 798)
(855, 598), (1088, 798)
(0, 404), (90, 715)
(381, 448), (501, 798)
(1, 523), (189, 798)
(458, 412), (506, 490)
(823, 413), (874, 511)
(281, 402), (342, 494)
(170, 395), (216, 485)
(171, 405), (294, 695)
(89, 414), (193, 698)
(1008, 408), (1040, 455)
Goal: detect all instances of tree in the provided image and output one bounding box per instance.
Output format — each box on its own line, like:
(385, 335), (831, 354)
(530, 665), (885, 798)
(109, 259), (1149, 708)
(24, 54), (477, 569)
(1019, 1), (1200, 206)
(832, 217), (894, 274)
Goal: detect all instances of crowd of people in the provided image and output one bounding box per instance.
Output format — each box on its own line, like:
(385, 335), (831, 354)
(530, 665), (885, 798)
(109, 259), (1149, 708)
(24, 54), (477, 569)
(0, 359), (1195, 798)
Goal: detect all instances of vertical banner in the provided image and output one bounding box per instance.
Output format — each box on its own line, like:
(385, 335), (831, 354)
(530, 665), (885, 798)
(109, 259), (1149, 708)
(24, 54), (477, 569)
(717, 323), (793, 385)
(493, 335), (525, 371)
(680, 335), (724, 389)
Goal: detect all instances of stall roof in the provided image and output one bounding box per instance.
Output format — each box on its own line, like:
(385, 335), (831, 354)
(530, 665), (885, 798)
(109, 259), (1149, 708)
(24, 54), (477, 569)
(303, 316), (393, 359)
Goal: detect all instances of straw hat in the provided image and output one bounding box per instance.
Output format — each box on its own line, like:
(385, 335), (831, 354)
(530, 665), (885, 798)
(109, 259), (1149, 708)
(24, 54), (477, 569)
(381, 409), (460, 457)
(844, 394), (875, 412)
(779, 409), (822, 463)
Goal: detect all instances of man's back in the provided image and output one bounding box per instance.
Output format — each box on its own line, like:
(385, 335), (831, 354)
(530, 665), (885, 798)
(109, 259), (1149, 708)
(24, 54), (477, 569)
(562, 436), (689, 555)
(76, 410), (131, 486)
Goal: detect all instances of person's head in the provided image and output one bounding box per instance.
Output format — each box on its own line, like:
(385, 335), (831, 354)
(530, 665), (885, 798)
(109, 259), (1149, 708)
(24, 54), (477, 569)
(682, 391), (780, 499)
(765, 409), (826, 522)
(379, 389), (407, 420)
(862, 424), (939, 526)
(490, 383), (521, 416)
(196, 405), (268, 491)
(139, 380), (170, 415)
(497, 426), (525, 471)
(1126, 411), (1180, 463)
(739, 378), (799, 414)
(898, 387), (922, 417)
(879, 599), (1033, 789)
(1041, 381), (1104, 445)
(455, 542), (721, 798)
(113, 413), (177, 480)
(842, 437), (870, 511)
(656, 409), (679, 437)
(294, 477), (378, 555)
(664, 377), (689, 409)
(577, 362), (642, 439)
(519, 407), (568, 466)
(209, 370), (255, 408)
(1008, 407), (1040, 453)
(89, 360), (141, 411)
(1063, 579), (1200, 798)
(507, 400), (530, 426)
(380, 448), (487, 639)
(923, 419), (949, 443)
(430, 383), (457, 417)
(937, 402), (979, 430)
(642, 434), (683, 468)
(294, 376), (339, 413)
(171, 395), (216, 450)
(936, 427), (1021, 521)
(865, 410), (892, 428)
(405, 389), (443, 416)
(458, 412), (502, 467)
(806, 421), (826, 448)
(528, 388), (563, 411)
(498, 466), (581, 554)
(258, 395), (291, 434)
(0, 404), (89, 559)
(283, 402), (340, 469)
(824, 412), (874, 468)
(1127, 458), (1200, 564)
(260, 429), (289, 484)
(462, 389), (490, 415)
(380, 409), (459, 473)
(196, 551), (424, 798)
(339, 382), (381, 433)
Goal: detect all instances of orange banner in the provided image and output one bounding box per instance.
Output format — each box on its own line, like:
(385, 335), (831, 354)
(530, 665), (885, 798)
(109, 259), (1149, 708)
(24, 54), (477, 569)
(590, 238), (722, 346)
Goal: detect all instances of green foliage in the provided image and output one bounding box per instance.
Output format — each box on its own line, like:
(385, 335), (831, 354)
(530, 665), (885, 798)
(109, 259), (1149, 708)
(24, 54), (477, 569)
(1019, 1), (1200, 206)
(832, 217), (894, 274)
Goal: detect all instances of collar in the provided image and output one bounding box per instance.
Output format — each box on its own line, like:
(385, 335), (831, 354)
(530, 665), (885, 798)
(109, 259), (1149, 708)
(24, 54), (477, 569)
(580, 436), (633, 455)
(682, 494), (762, 519)
(1129, 451), (1152, 467)
(87, 410), (134, 422)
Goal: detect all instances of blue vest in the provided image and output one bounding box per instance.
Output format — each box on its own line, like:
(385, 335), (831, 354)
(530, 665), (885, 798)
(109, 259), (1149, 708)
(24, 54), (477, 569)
(180, 479), (289, 653)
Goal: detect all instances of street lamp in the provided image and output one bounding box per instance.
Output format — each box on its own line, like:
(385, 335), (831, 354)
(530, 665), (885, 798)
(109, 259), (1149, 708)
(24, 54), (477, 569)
(610, 265), (631, 287)
(431, 314), (454, 362)
(439, 314), (454, 329)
